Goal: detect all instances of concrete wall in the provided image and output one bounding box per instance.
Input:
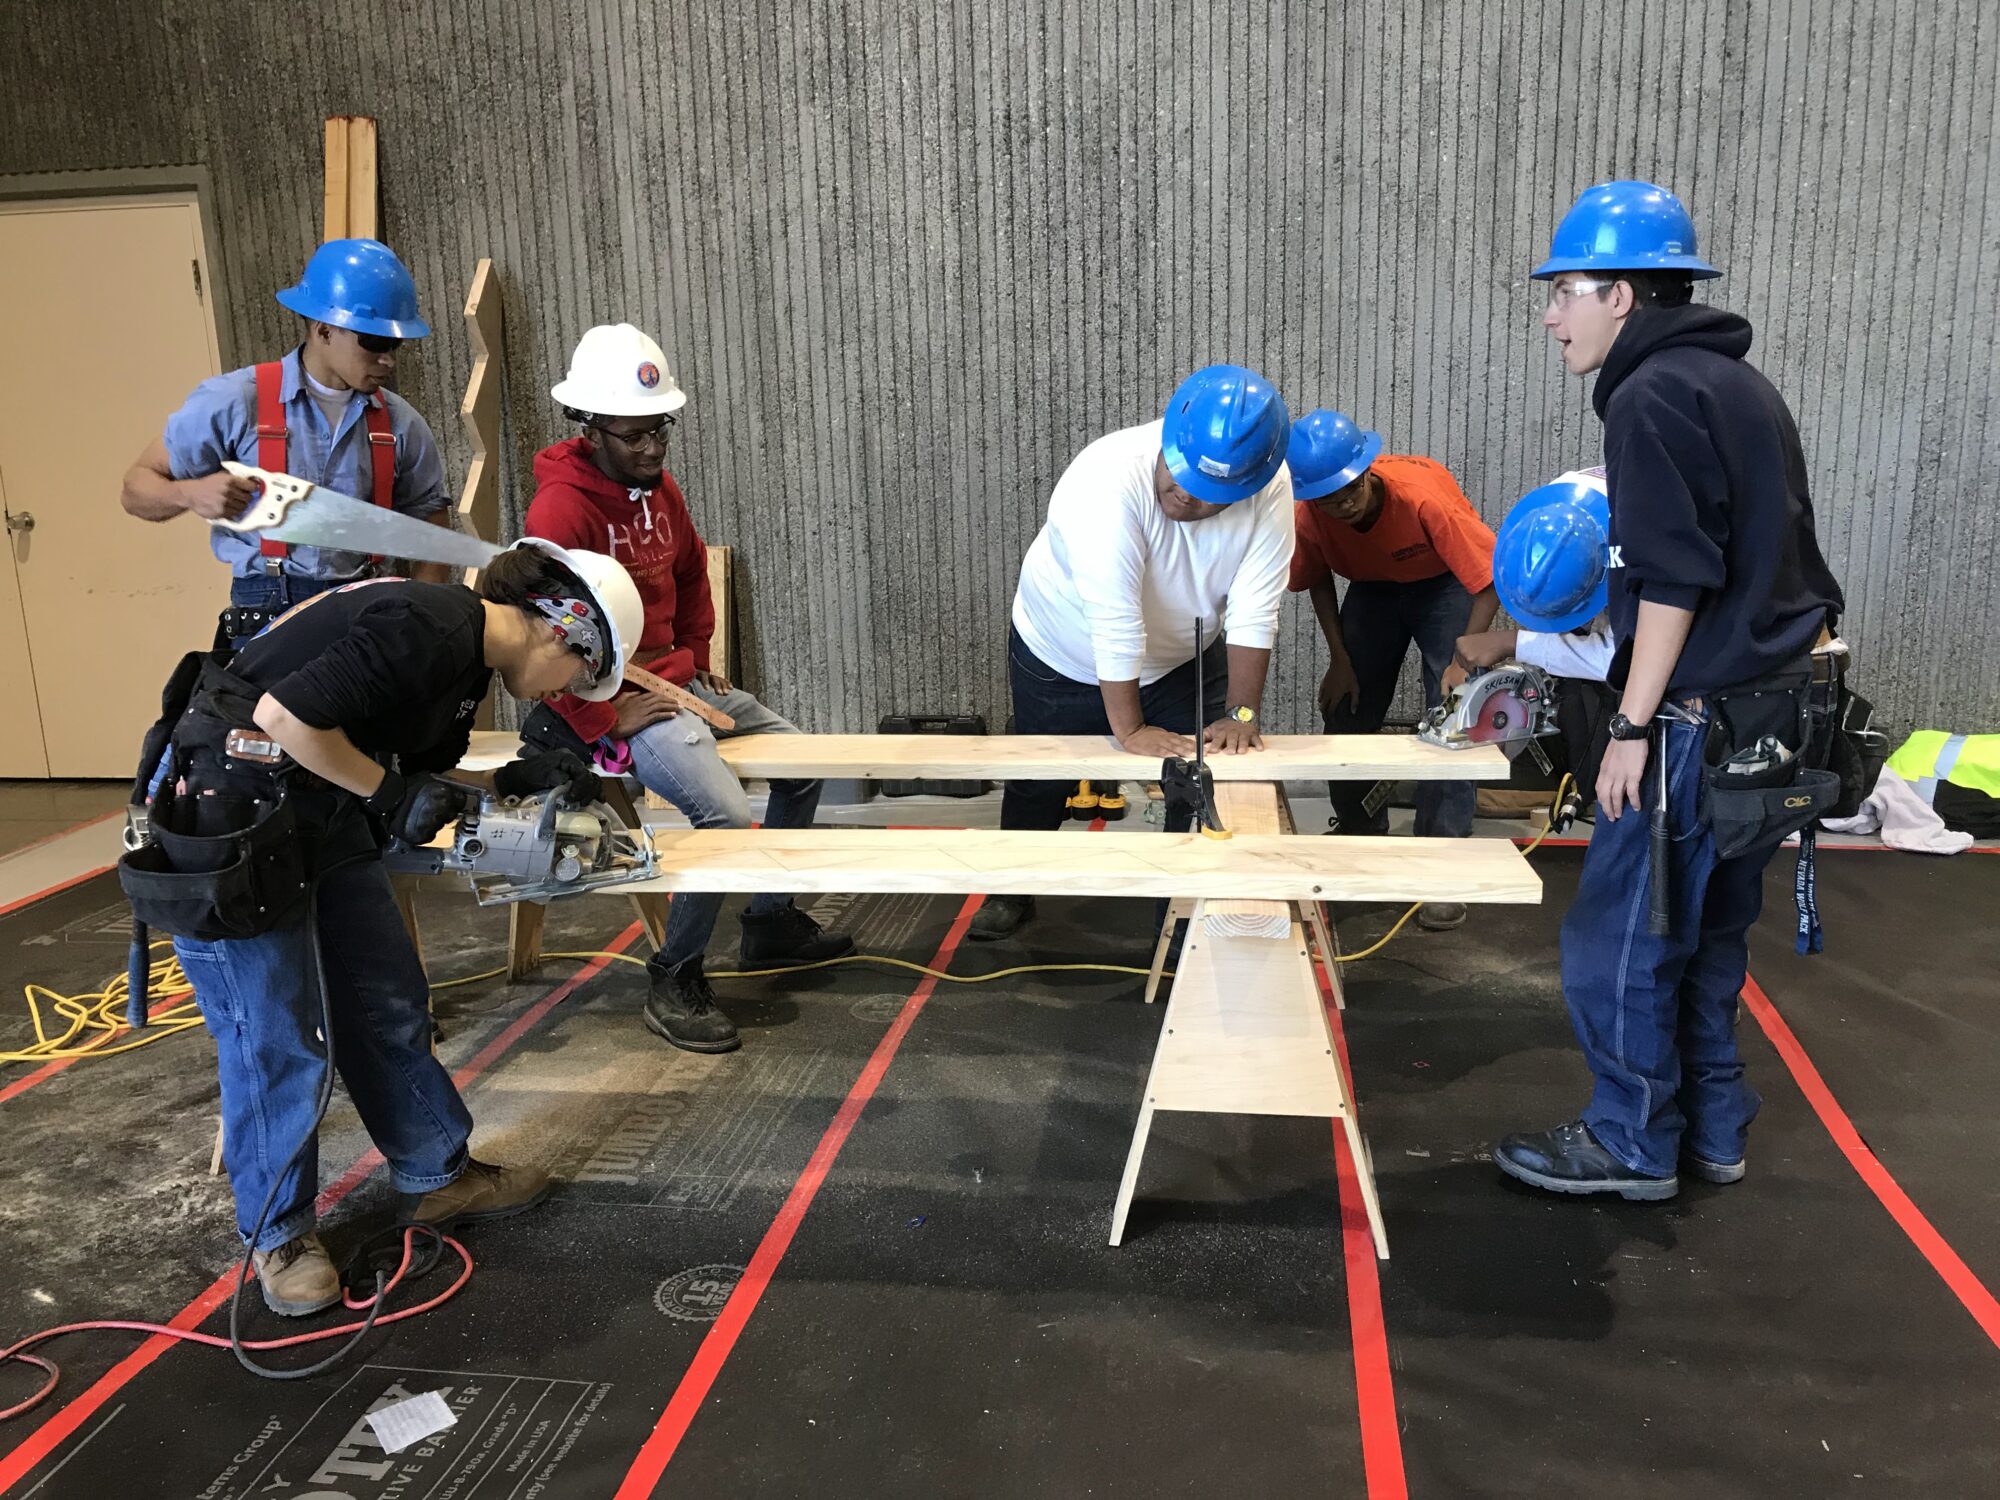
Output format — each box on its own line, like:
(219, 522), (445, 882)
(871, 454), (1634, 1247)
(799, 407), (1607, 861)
(4, 0), (1995, 736)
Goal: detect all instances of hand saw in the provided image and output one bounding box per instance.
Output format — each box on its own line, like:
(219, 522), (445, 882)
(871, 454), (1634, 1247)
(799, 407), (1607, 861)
(624, 663), (736, 731)
(215, 462), (501, 571)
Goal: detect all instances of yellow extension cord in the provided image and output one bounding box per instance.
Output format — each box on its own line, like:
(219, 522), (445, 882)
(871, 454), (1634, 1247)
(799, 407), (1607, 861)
(4, 777), (1573, 1070)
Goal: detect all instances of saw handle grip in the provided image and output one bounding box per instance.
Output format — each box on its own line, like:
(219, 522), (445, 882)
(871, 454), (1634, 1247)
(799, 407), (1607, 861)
(212, 462), (312, 533)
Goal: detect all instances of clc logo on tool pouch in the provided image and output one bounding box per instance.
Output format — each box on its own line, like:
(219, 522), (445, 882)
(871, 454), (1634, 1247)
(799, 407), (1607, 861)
(1783, 795), (1813, 808)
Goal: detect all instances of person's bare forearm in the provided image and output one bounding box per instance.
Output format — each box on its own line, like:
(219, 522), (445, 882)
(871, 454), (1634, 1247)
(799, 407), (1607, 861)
(1308, 578), (1348, 661)
(1620, 601), (1696, 722)
(1098, 679), (1145, 742)
(121, 460), (191, 521)
(1225, 645), (1270, 715)
(1463, 583), (1500, 636)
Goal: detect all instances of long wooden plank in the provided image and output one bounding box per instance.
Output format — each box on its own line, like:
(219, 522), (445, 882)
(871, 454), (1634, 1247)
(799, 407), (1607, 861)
(621, 828), (1540, 905)
(1203, 783), (1290, 939)
(344, 116), (378, 240)
(321, 118), (349, 240)
(456, 258), (503, 557)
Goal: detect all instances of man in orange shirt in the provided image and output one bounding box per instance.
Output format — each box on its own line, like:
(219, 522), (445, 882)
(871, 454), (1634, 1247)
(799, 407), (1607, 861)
(1287, 409), (1499, 929)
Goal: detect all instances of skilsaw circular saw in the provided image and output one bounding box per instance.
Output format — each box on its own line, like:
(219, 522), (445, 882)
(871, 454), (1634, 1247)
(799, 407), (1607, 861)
(1417, 663), (1560, 761)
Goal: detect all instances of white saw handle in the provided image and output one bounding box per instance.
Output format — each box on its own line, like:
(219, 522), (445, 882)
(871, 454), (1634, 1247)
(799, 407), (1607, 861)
(214, 462), (317, 532)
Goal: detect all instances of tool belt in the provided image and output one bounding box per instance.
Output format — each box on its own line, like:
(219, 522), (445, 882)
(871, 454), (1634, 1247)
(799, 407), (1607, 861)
(116, 651), (313, 942)
(1696, 655), (1842, 861)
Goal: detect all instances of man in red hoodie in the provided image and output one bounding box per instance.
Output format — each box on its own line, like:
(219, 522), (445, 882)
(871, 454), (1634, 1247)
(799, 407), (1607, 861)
(524, 324), (852, 1054)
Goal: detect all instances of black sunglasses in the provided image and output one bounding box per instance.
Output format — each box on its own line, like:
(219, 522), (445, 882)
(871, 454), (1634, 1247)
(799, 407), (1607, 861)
(355, 331), (404, 354)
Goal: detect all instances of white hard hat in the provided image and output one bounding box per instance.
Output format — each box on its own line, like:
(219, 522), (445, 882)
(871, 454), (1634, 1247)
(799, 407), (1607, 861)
(508, 538), (645, 701)
(550, 323), (688, 419)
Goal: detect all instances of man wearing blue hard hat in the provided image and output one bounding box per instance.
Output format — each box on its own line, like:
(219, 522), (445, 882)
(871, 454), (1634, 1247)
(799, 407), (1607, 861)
(1286, 408), (1499, 931)
(122, 239), (455, 650)
(1493, 181), (1845, 1204)
(1454, 468), (1616, 682)
(972, 364), (1295, 941)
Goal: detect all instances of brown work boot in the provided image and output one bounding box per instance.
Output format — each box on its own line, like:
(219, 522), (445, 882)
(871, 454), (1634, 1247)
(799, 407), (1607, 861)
(407, 1159), (552, 1229)
(253, 1232), (342, 1318)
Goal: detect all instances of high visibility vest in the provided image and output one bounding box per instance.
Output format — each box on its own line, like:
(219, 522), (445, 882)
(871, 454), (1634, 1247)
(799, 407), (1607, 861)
(1885, 731), (2000, 804)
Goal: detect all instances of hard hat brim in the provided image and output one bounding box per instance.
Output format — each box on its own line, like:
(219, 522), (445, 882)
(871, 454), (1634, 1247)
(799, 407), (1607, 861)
(1160, 441), (1287, 505)
(1293, 430), (1382, 500)
(274, 286), (431, 338)
(1528, 252), (1722, 282)
(548, 376), (688, 418)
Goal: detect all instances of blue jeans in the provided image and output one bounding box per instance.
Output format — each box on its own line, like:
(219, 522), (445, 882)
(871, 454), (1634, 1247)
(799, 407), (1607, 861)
(1559, 710), (1771, 1176)
(226, 572), (357, 651)
(632, 681), (823, 974)
(999, 624), (1226, 832)
(175, 858), (472, 1252)
(1322, 573), (1477, 838)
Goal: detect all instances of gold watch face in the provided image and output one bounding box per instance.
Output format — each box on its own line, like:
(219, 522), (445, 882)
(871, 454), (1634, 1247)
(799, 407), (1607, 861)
(1230, 706), (1256, 723)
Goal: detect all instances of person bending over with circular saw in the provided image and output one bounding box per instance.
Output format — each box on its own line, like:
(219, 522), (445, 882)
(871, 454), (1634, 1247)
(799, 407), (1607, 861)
(524, 325), (852, 1056)
(1491, 180), (1844, 1202)
(1286, 409), (1499, 930)
(971, 364), (1294, 942)
(121, 239), (459, 650)
(131, 541), (641, 1317)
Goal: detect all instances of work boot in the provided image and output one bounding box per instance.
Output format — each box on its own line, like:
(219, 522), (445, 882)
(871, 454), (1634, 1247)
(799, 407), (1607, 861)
(1417, 901), (1467, 931)
(408, 1159), (552, 1229)
(252, 1232), (342, 1318)
(738, 904), (856, 966)
(967, 893), (1035, 941)
(644, 956), (741, 1053)
(1493, 1121), (1679, 1202)
(1684, 1151), (1747, 1185)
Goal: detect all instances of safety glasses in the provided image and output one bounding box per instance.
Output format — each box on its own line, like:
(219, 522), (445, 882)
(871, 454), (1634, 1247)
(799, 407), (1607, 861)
(592, 415), (676, 453)
(1546, 277), (1615, 312)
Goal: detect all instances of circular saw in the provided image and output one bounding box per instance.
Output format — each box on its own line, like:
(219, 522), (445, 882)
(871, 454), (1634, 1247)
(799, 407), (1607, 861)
(1417, 664), (1559, 757)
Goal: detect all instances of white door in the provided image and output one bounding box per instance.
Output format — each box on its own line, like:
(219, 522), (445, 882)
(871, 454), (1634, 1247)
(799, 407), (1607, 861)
(0, 195), (225, 778)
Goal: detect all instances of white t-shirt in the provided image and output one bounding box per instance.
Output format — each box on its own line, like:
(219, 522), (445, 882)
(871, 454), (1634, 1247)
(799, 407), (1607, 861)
(1010, 421), (1295, 685)
(1516, 618), (1614, 681)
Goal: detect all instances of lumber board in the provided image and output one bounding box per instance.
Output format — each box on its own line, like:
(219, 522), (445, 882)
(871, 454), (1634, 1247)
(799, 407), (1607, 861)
(456, 258), (503, 559)
(706, 545), (732, 679)
(1202, 784), (1290, 938)
(621, 828), (1540, 905)
(345, 116), (378, 239)
(321, 118), (349, 240)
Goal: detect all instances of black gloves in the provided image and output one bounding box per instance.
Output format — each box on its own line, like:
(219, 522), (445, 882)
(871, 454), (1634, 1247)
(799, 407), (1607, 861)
(493, 749), (602, 806)
(365, 770), (476, 847)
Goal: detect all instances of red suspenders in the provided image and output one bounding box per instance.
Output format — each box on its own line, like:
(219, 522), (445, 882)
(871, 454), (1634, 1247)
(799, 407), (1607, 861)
(251, 360), (397, 569)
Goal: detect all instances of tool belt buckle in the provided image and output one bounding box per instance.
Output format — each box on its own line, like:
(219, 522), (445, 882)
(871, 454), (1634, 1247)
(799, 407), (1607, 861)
(224, 729), (286, 765)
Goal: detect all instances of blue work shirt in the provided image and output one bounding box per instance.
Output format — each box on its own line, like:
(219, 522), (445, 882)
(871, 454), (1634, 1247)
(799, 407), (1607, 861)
(162, 346), (449, 581)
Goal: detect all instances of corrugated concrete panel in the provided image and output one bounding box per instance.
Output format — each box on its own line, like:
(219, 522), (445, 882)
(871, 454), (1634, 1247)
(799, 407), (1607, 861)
(2, 1), (1994, 735)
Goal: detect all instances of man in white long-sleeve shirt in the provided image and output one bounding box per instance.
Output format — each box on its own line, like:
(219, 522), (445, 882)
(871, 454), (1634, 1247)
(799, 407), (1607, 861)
(971, 364), (1295, 941)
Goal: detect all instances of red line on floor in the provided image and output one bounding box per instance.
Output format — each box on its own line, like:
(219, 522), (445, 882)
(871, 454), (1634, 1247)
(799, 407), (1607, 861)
(0, 926), (642, 1496)
(614, 897), (982, 1497)
(0, 865), (113, 920)
(1317, 957), (1410, 1500)
(1741, 973), (2000, 1349)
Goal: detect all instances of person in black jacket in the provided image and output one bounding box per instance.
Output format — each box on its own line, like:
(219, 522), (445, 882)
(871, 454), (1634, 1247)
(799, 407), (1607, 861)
(1493, 181), (1844, 1202)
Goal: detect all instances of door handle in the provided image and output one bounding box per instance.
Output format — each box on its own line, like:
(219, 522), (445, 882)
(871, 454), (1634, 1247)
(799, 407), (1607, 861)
(4, 512), (32, 534)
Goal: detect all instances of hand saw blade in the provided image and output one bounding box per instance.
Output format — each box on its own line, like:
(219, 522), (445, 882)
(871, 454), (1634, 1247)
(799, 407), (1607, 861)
(216, 463), (502, 571)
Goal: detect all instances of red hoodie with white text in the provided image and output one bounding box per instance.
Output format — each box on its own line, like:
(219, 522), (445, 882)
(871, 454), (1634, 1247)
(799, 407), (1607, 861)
(525, 437), (714, 744)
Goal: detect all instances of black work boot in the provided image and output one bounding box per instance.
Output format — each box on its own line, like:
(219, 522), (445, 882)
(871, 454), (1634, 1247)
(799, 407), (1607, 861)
(1493, 1120), (1679, 1201)
(737, 904), (856, 966)
(967, 893), (1035, 941)
(644, 956), (740, 1054)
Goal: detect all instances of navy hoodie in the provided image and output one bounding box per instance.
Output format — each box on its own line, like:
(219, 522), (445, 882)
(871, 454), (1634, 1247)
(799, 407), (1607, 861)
(1593, 304), (1843, 694)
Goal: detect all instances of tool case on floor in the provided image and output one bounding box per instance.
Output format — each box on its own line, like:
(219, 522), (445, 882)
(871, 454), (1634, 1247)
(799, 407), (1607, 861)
(876, 714), (988, 798)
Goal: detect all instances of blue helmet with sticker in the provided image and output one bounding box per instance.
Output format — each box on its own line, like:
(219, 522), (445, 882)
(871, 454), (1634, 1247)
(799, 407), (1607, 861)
(1494, 471), (1613, 632)
(1160, 365), (1292, 506)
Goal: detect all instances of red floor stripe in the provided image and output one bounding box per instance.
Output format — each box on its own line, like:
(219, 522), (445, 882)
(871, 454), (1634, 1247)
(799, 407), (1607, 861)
(1318, 959), (1410, 1500)
(614, 897), (982, 1498)
(1741, 973), (2000, 1349)
(0, 928), (641, 1495)
(0, 865), (113, 920)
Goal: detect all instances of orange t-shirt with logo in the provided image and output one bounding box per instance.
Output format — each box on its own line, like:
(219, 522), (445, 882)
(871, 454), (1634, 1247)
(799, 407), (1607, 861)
(1287, 453), (1495, 594)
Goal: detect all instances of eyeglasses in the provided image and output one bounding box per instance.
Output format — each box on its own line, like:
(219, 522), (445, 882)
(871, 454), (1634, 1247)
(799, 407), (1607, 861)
(355, 331), (405, 354)
(1546, 278), (1615, 312)
(592, 416), (676, 452)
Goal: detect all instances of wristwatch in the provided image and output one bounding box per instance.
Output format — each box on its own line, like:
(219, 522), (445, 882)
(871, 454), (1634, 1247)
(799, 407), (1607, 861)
(1606, 711), (1652, 741)
(1226, 705), (1257, 725)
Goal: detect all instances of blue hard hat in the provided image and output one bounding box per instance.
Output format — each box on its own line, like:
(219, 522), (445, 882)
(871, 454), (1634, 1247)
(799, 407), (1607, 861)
(1494, 473), (1613, 632)
(1160, 365), (1292, 506)
(275, 238), (432, 338)
(1530, 180), (1720, 281)
(1286, 409), (1383, 501)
